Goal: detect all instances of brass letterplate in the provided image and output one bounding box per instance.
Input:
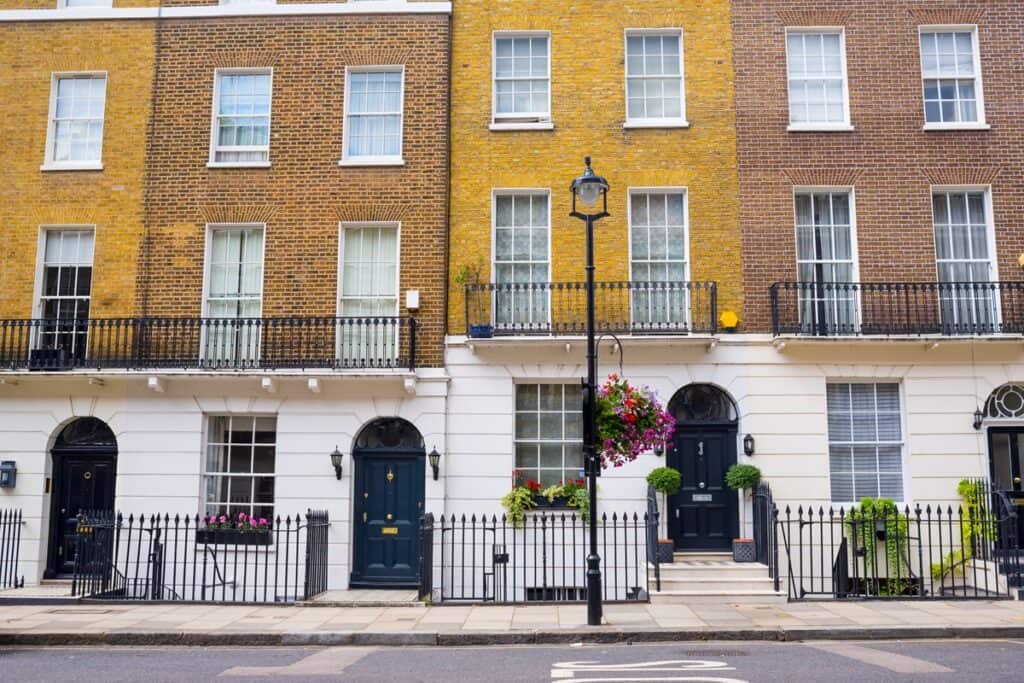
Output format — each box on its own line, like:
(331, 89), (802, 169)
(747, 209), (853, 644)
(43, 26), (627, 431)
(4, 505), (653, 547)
(381, 527), (399, 535)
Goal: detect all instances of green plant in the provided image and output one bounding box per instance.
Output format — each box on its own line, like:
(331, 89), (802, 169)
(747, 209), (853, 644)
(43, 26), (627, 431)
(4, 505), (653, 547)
(932, 479), (996, 581)
(596, 374), (675, 468)
(501, 485), (537, 529)
(646, 467), (682, 496)
(846, 498), (910, 594)
(563, 480), (591, 523)
(725, 464), (761, 492)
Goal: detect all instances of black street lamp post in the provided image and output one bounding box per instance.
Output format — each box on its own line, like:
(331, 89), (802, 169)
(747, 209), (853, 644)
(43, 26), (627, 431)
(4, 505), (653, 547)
(570, 156), (609, 627)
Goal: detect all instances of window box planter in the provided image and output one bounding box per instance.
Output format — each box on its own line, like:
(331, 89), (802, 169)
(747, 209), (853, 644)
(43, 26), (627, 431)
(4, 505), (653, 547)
(469, 324), (494, 339)
(195, 528), (272, 546)
(656, 539), (675, 564)
(532, 494), (570, 509)
(732, 538), (756, 563)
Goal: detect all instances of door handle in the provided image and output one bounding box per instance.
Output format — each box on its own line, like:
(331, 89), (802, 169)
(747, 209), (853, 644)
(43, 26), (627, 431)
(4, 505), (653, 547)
(1015, 477), (1022, 484)
(698, 482), (706, 489)
(363, 512), (367, 523)
(386, 513), (393, 521)
(675, 509), (680, 519)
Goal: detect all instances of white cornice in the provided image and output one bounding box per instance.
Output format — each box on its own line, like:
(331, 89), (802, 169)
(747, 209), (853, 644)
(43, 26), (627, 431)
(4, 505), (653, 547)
(0, 1), (451, 22)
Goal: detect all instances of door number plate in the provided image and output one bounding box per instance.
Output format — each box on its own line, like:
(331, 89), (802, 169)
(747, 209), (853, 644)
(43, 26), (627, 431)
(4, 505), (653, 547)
(692, 494), (713, 502)
(381, 527), (399, 535)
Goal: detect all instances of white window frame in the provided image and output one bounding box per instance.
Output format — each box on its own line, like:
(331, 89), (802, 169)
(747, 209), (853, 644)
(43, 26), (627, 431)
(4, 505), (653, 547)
(32, 225), (96, 358)
(491, 189), (552, 329)
(918, 25), (989, 131)
(207, 68), (274, 169)
(339, 65), (406, 167)
(200, 224), (267, 364)
(784, 27), (852, 132)
(792, 187), (862, 332)
(825, 380), (907, 506)
(490, 31), (553, 131)
(622, 28), (688, 129)
(42, 71), (107, 172)
(627, 187), (691, 329)
(930, 184), (1001, 328)
(201, 414), (278, 522)
(512, 382), (585, 489)
(336, 221), (402, 364)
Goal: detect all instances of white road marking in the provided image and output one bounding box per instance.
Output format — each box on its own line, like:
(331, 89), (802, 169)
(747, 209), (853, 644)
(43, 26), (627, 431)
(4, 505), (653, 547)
(219, 647), (376, 677)
(805, 642), (953, 674)
(551, 659), (744, 682)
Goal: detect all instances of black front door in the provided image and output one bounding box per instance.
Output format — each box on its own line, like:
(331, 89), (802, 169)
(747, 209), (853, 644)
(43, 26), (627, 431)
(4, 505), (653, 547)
(48, 453), (116, 576)
(989, 428), (1024, 546)
(351, 453), (424, 587)
(667, 427), (737, 551)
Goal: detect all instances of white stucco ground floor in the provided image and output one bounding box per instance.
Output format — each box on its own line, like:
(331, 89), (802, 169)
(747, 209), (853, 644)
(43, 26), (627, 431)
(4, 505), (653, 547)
(2, 333), (1024, 594)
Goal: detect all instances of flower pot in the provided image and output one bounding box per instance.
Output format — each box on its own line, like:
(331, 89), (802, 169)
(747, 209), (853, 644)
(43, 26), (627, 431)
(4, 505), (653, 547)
(532, 493), (568, 509)
(732, 538), (756, 563)
(196, 528), (272, 546)
(469, 324), (494, 339)
(656, 540), (675, 564)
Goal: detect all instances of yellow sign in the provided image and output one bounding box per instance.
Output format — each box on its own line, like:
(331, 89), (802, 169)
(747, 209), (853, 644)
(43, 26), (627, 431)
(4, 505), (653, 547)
(381, 527), (399, 535)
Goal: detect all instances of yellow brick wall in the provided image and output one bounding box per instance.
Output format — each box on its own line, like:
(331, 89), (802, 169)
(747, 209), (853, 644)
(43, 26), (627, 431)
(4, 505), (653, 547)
(448, 0), (742, 333)
(0, 20), (155, 319)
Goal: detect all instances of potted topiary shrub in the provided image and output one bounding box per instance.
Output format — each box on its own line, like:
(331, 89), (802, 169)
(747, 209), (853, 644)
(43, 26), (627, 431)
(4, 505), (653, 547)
(646, 466), (682, 564)
(725, 463), (761, 562)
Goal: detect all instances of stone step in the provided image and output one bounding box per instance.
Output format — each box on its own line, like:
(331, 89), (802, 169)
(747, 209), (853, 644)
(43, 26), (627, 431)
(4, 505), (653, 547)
(673, 552), (734, 562)
(655, 566), (770, 581)
(655, 578), (778, 593)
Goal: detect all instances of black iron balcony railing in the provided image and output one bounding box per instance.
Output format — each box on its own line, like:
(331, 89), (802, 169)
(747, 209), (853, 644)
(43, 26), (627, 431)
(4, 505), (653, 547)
(770, 281), (1024, 337)
(0, 316), (416, 371)
(464, 281), (717, 337)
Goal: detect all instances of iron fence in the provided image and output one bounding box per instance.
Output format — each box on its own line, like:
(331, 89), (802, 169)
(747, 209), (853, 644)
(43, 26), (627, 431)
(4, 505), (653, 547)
(770, 281), (1024, 336)
(419, 513), (435, 601)
(0, 508), (24, 590)
(775, 500), (1014, 600)
(72, 510), (330, 603)
(645, 486), (661, 592)
(0, 316), (416, 371)
(752, 482), (777, 585)
(429, 511), (652, 604)
(464, 281), (717, 337)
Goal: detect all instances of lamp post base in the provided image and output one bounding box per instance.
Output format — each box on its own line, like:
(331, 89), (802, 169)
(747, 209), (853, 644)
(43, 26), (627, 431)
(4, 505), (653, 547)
(586, 552), (602, 626)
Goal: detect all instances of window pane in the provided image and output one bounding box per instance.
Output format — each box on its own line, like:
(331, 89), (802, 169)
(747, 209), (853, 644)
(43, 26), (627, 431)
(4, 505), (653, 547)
(515, 384), (582, 485)
(788, 32), (846, 125)
(827, 383), (903, 502)
(203, 415), (276, 520)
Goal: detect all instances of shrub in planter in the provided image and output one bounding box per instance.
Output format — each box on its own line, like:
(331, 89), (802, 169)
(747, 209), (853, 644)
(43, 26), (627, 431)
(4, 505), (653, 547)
(646, 467), (682, 497)
(502, 473), (590, 527)
(199, 512), (272, 546)
(725, 464), (761, 493)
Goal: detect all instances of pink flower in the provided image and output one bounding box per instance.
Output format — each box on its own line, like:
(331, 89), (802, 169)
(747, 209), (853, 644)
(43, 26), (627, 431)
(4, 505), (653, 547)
(219, 515), (226, 523)
(208, 515), (217, 524)
(259, 518), (267, 526)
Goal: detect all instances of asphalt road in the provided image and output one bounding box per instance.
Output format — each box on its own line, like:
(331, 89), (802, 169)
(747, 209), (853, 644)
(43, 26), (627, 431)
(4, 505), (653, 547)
(0, 640), (1020, 682)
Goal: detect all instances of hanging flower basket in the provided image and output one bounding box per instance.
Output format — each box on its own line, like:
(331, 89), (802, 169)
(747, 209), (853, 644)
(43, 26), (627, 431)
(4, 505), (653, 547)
(596, 374), (675, 469)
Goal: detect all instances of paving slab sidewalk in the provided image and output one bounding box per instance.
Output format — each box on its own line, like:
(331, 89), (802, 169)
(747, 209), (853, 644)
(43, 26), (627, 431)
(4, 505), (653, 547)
(2, 599), (1024, 646)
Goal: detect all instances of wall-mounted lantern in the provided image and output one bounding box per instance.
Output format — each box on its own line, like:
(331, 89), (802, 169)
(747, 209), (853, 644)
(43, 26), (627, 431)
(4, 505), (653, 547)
(653, 441), (665, 457)
(973, 407), (984, 431)
(0, 461), (15, 488)
(743, 434), (755, 457)
(428, 446), (441, 481)
(330, 446), (343, 480)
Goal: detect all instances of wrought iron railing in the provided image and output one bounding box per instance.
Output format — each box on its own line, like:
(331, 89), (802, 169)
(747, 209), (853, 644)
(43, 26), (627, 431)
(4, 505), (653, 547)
(645, 486), (660, 593)
(0, 508), (24, 590)
(0, 316), (416, 371)
(752, 482), (777, 583)
(464, 281), (717, 337)
(770, 281), (1024, 336)
(428, 511), (653, 604)
(775, 500), (1011, 600)
(71, 510), (330, 603)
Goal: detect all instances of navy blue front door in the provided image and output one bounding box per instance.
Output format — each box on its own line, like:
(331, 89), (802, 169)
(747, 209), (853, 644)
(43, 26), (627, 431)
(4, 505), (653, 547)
(351, 453), (424, 587)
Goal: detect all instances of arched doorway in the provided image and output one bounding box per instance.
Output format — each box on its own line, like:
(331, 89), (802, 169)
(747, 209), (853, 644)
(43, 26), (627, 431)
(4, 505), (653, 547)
(350, 417), (425, 588)
(985, 383), (1024, 546)
(665, 384), (739, 551)
(46, 417), (117, 577)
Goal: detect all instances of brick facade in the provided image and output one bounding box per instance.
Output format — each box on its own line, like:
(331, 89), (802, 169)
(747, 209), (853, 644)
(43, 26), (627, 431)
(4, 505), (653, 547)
(734, 1), (1024, 331)
(0, 20), (156, 319)
(447, 0), (742, 333)
(140, 15), (450, 366)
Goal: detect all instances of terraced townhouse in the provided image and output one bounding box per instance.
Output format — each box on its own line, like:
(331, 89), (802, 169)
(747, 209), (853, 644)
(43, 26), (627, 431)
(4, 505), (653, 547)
(0, 0), (452, 591)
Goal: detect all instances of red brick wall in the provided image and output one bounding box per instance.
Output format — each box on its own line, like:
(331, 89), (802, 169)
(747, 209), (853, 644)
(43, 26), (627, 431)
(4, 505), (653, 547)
(140, 15), (450, 366)
(734, 1), (1024, 331)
